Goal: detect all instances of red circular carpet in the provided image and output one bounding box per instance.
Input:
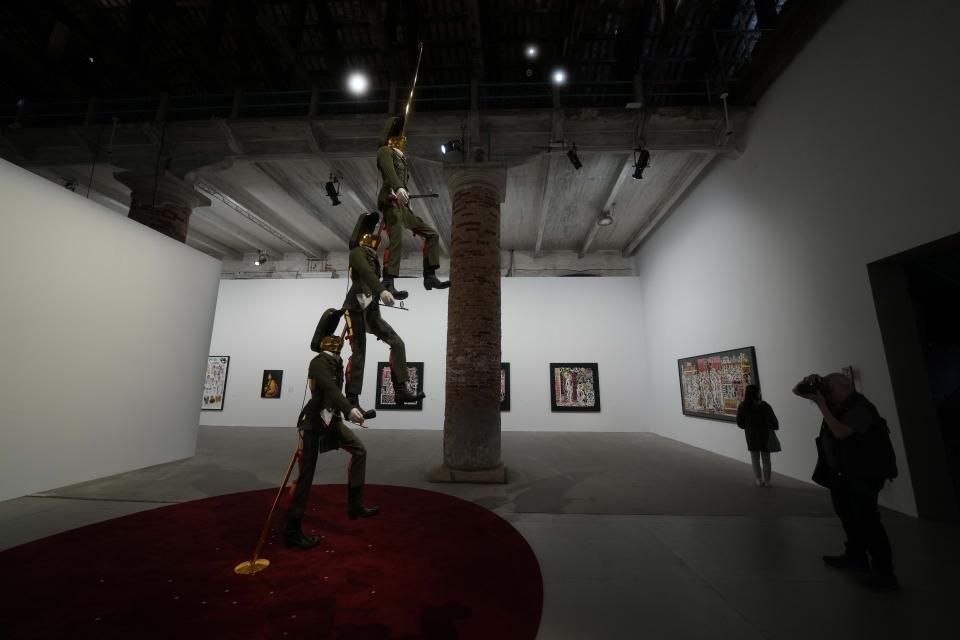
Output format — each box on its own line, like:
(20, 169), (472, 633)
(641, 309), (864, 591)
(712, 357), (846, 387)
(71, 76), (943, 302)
(0, 485), (542, 639)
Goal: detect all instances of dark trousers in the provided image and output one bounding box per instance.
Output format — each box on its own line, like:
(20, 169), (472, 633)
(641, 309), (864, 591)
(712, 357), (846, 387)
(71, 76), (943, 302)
(381, 203), (440, 276)
(344, 305), (407, 397)
(829, 474), (893, 572)
(287, 419), (368, 522)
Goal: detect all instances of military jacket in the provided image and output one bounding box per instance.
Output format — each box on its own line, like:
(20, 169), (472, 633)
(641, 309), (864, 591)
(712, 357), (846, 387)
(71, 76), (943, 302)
(343, 246), (386, 311)
(377, 145), (408, 208)
(302, 352), (354, 429)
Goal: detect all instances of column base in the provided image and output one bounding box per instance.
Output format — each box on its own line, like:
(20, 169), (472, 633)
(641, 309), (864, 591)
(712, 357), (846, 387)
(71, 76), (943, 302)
(428, 463), (508, 484)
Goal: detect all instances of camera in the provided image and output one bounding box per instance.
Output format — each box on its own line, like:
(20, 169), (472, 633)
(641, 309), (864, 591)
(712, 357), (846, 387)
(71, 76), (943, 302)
(796, 375), (829, 396)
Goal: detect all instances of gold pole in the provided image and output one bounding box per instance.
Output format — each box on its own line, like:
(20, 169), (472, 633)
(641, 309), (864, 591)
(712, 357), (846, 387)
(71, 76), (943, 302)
(399, 42), (424, 142)
(234, 444), (301, 575)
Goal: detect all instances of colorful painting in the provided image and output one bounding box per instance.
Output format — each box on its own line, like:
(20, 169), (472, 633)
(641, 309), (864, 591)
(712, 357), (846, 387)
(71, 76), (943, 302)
(501, 363), (511, 412)
(678, 346), (758, 422)
(375, 362), (424, 411)
(550, 363), (600, 412)
(202, 356), (230, 411)
(261, 370), (283, 399)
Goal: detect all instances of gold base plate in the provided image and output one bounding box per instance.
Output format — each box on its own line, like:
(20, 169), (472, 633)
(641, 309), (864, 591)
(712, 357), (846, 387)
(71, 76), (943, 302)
(234, 558), (270, 575)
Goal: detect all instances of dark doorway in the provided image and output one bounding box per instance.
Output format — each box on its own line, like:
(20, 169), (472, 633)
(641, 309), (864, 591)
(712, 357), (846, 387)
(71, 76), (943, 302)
(869, 233), (960, 521)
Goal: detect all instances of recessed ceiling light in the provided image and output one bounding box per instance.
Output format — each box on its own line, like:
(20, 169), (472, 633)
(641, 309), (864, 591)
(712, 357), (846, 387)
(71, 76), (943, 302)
(347, 72), (369, 96)
(552, 69), (567, 85)
(525, 45), (538, 59)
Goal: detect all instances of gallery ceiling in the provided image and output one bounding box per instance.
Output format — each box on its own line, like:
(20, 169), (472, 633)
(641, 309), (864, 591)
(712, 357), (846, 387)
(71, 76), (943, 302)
(0, 0), (839, 275)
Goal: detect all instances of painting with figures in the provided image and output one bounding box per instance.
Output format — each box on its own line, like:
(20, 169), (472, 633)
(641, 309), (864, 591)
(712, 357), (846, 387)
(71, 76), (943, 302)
(375, 362), (424, 411)
(550, 363), (600, 412)
(202, 356), (229, 411)
(678, 346), (758, 422)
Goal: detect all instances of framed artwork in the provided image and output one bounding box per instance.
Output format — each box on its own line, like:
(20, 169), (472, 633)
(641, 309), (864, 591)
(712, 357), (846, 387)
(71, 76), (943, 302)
(501, 363), (511, 412)
(550, 363), (600, 412)
(202, 356), (230, 411)
(375, 362), (424, 410)
(261, 370), (283, 399)
(677, 346), (758, 422)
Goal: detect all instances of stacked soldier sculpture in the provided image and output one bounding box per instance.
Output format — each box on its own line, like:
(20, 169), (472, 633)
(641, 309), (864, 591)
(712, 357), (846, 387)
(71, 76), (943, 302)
(279, 43), (444, 553)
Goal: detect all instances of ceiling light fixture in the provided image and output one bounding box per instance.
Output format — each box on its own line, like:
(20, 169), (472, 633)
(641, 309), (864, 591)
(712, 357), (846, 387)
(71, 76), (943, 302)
(440, 138), (464, 155)
(525, 45), (538, 59)
(254, 250), (268, 266)
(597, 211), (614, 226)
(566, 142), (582, 170)
(347, 71), (369, 96)
(552, 69), (567, 85)
(633, 146), (651, 179)
(325, 175), (341, 206)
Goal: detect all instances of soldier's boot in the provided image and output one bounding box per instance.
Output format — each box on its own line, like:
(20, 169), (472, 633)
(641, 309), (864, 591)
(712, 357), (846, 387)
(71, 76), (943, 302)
(346, 393), (378, 420)
(347, 485), (380, 520)
(283, 518), (319, 550)
(392, 371), (425, 405)
(381, 274), (409, 300)
(423, 264), (450, 290)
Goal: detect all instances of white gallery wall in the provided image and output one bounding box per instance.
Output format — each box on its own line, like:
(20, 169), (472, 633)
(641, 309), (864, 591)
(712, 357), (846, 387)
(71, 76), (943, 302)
(0, 159), (222, 502)
(201, 277), (644, 432)
(634, 0), (960, 516)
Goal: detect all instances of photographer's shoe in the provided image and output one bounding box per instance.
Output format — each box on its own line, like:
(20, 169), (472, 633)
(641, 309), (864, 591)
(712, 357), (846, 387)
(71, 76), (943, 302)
(822, 553), (870, 572)
(862, 571), (901, 593)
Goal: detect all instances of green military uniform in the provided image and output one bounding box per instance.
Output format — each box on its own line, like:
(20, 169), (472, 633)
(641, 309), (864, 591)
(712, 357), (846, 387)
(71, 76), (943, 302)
(285, 310), (378, 549)
(377, 117), (445, 284)
(343, 212), (409, 400)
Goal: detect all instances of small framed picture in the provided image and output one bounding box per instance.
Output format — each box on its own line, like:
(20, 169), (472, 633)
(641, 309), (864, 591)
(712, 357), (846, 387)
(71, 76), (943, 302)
(501, 363), (511, 412)
(550, 363), (600, 412)
(261, 370), (283, 399)
(202, 356), (230, 411)
(375, 362), (424, 410)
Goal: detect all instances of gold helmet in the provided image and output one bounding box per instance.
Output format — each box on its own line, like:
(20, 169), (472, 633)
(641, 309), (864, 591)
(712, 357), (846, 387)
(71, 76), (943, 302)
(358, 233), (380, 250)
(382, 116), (406, 152)
(318, 335), (344, 354)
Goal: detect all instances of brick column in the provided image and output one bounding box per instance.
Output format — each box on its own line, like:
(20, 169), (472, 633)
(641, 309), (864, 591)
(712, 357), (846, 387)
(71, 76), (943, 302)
(431, 165), (508, 483)
(114, 171), (210, 242)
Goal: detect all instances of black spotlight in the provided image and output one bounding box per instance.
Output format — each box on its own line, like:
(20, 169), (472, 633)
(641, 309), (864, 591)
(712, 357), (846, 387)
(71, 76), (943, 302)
(254, 251), (268, 266)
(440, 138), (463, 155)
(633, 147), (651, 179)
(325, 175), (341, 206)
(566, 143), (582, 170)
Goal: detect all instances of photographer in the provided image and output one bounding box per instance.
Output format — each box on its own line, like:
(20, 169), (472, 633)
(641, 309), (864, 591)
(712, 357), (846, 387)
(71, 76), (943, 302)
(793, 373), (900, 593)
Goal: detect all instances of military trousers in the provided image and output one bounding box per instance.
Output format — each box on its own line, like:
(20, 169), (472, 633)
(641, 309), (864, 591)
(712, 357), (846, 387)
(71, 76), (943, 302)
(381, 203), (441, 276)
(288, 418), (368, 521)
(344, 304), (408, 398)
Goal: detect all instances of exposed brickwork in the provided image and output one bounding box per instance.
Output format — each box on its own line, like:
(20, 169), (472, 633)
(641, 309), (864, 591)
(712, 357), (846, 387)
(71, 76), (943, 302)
(444, 183), (502, 470)
(128, 196), (191, 242)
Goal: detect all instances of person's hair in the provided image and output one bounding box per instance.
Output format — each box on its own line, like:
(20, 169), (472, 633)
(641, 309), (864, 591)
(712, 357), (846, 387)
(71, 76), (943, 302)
(742, 384), (760, 405)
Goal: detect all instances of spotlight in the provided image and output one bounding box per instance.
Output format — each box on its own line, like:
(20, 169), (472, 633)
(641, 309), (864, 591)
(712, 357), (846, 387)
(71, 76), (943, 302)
(597, 211), (614, 226)
(525, 45), (538, 59)
(566, 143), (582, 170)
(325, 175), (341, 206)
(440, 138), (463, 155)
(633, 147), (650, 179)
(254, 251), (268, 266)
(552, 69), (567, 85)
(346, 71), (369, 96)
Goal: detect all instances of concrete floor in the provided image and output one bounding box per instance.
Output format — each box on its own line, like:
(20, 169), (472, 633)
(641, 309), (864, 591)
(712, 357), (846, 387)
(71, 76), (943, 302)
(2, 427), (957, 639)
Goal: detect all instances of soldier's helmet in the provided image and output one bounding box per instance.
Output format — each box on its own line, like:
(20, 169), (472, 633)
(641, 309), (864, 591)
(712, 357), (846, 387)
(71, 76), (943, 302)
(310, 308), (345, 354)
(380, 116), (404, 146)
(349, 211), (381, 250)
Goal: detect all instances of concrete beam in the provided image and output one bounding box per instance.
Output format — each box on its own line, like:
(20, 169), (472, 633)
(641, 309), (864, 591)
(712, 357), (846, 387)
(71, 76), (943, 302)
(579, 153), (634, 258)
(191, 208), (267, 252)
(622, 152), (716, 257)
(533, 153), (554, 258)
(194, 174), (327, 259)
(186, 227), (242, 260)
(252, 162), (352, 243)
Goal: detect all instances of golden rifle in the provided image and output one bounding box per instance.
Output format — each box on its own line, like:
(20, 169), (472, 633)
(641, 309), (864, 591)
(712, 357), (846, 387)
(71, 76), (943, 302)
(395, 41), (424, 150)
